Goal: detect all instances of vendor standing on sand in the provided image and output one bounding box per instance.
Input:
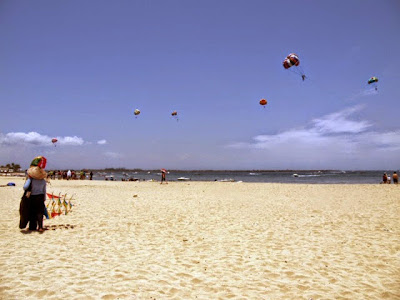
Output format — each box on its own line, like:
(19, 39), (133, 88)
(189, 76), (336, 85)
(22, 156), (47, 232)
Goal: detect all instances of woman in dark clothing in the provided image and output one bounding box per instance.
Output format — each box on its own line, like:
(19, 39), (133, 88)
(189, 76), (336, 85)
(22, 156), (47, 232)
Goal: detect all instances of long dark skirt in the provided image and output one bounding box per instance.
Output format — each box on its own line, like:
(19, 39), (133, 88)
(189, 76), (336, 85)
(19, 195), (30, 229)
(28, 194), (45, 230)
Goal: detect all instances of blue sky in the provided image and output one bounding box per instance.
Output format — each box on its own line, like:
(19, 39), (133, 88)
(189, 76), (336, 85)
(1, 0), (399, 170)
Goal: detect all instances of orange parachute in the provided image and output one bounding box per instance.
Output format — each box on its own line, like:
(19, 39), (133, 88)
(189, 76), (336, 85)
(259, 99), (267, 106)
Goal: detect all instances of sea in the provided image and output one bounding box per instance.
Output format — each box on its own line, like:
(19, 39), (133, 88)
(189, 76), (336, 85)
(92, 170), (395, 184)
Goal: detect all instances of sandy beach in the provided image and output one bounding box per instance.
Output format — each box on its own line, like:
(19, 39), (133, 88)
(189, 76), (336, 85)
(0, 177), (399, 299)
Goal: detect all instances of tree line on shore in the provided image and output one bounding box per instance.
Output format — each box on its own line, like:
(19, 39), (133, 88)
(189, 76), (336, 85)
(0, 163), (22, 172)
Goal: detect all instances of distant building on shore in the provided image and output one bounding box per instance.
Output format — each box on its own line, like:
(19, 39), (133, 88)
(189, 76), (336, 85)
(0, 167), (24, 176)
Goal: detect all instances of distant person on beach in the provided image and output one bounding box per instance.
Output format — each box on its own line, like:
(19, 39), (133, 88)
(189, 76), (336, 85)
(387, 174), (391, 184)
(67, 170), (71, 180)
(161, 169), (167, 184)
(90, 171), (93, 180)
(382, 173), (387, 184)
(393, 172), (398, 184)
(21, 156), (47, 232)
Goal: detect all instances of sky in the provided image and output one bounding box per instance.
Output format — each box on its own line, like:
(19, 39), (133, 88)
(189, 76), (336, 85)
(1, 0), (400, 170)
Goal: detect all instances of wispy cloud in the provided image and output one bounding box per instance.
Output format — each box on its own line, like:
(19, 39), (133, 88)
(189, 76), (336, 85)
(312, 105), (371, 134)
(97, 139), (107, 145)
(348, 88), (378, 101)
(228, 105), (400, 168)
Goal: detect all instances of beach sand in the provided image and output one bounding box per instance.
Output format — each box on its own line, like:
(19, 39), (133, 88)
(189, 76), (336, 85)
(0, 177), (399, 299)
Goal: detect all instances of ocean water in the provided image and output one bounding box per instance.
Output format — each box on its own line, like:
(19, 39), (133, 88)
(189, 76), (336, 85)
(92, 170), (396, 184)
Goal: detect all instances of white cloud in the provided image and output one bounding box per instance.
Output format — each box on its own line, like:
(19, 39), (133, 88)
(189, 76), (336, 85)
(228, 105), (400, 168)
(97, 139), (107, 145)
(57, 136), (85, 146)
(0, 131), (85, 146)
(0, 132), (48, 146)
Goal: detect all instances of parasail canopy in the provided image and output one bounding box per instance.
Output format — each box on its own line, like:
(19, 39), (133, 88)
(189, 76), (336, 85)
(368, 77), (378, 84)
(283, 53), (306, 81)
(282, 53), (300, 69)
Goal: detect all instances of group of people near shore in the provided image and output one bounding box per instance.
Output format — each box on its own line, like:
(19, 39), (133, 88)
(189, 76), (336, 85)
(45, 170), (93, 180)
(382, 172), (398, 184)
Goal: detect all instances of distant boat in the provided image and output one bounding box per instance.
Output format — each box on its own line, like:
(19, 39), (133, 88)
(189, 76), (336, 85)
(293, 174), (320, 178)
(177, 177), (191, 181)
(219, 179), (235, 182)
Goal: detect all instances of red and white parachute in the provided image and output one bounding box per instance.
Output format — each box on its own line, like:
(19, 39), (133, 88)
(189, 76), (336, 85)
(283, 53), (306, 81)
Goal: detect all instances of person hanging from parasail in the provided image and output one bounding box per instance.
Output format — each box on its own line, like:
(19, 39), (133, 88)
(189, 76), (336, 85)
(259, 99), (267, 108)
(171, 111), (178, 121)
(368, 77), (379, 91)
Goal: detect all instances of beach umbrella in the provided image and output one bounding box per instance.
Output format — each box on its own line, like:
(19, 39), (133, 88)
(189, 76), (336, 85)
(161, 168), (167, 173)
